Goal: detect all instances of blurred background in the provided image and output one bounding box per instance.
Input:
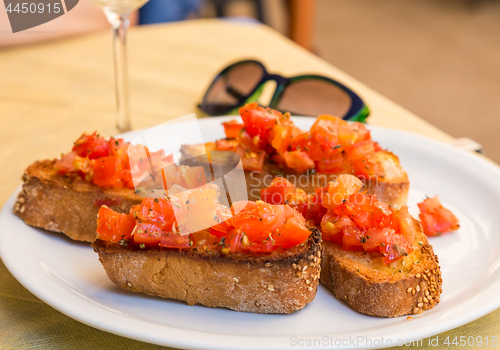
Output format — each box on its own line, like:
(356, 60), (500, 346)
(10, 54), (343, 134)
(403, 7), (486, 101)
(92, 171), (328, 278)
(1, 0), (499, 163)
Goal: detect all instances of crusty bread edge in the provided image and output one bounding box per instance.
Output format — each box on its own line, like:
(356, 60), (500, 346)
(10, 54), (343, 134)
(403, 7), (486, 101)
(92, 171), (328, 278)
(320, 220), (442, 317)
(92, 228), (322, 314)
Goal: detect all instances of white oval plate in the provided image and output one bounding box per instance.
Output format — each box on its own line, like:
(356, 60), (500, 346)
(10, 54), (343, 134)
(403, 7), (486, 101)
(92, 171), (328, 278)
(2, 117), (500, 350)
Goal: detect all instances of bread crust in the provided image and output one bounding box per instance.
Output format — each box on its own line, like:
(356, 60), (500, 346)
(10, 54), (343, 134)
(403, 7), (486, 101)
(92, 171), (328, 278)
(92, 228), (322, 314)
(14, 159), (142, 242)
(320, 220), (442, 317)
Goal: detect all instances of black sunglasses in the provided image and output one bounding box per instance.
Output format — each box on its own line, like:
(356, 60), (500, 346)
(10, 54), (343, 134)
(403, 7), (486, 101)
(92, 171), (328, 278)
(198, 60), (369, 121)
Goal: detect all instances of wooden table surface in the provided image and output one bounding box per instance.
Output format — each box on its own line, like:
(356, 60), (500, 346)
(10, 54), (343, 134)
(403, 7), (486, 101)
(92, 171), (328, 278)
(4, 18), (495, 350)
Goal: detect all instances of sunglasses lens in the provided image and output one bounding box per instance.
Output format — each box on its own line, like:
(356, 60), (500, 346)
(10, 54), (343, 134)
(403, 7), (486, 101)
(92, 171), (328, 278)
(275, 79), (352, 118)
(203, 62), (264, 115)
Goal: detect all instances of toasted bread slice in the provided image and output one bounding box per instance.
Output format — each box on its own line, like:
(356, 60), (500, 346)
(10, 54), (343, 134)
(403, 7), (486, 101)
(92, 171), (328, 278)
(92, 228), (322, 314)
(14, 160), (142, 242)
(320, 219), (442, 317)
(180, 144), (408, 208)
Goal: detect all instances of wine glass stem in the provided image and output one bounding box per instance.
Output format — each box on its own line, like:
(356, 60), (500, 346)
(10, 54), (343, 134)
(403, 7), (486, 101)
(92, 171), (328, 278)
(111, 15), (131, 132)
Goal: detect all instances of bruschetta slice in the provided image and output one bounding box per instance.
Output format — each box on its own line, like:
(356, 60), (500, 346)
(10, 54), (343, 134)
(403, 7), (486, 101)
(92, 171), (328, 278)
(260, 174), (442, 317)
(180, 103), (409, 208)
(14, 132), (206, 242)
(92, 186), (322, 314)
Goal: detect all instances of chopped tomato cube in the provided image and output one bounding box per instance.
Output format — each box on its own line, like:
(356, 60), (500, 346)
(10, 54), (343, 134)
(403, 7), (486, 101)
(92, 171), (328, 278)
(246, 236), (277, 252)
(234, 144), (265, 172)
(192, 230), (222, 251)
(230, 201), (285, 243)
(380, 233), (413, 265)
(396, 206), (416, 245)
(179, 165), (207, 189)
(316, 153), (344, 174)
(130, 198), (177, 231)
(222, 120), (244, 139)
(345, 139), (375, 162)
(271, 124), (293, 153)
(308, 115), (341, 160)
(260, 177), (298, 205)
(133, 222), (164, 247)
(72, 132), (111, 160)
(418, 196), (459, 236)
(362, 227), (393, 251)
(96, 206), (136, 242)
(351, 122), (371, 142)
(322, 174), (363, 210)
(210, 204), (233, 234)
(283, 151), (315, 173)
(273, 216), (310, 248)
(338, 121), (358, 147)
(239, 103), (281, 146)
(92, 156), (123, 188)
(54, 152), (92, 177)
(342, 227), (365, 251)
(353, 154), (384, 178)
(215, 139), (237, 151)
(321, 211), (356, 243)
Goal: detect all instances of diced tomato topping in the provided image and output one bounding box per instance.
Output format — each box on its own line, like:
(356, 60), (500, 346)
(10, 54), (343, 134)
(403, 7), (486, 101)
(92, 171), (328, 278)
(98, 191), (311, 252)
(210, 204), (233, 234)
(260, 177), (325, 226)
(230, 201), (285, 242)
(314, 174), (414, 265)
(270, 124), (293, 153)
(322, 174), (363, 210)
(239, 103), (281, 147)
(321, 211), (356, 243)
(342, 227), (365, 251)
(261, 177), (300, 204)
(222, 120), (244, 139)
(353, 154), (384, 178)
(222, 229), (245, 253)
(316, 153), (344, 174)
(345, 139), (375, 162)
(379, 232), (413, 265)
(361, 227), (392, 251)
(351, 122), (371, 142)
(54, 151), (93, 180)
(307, 115), (341, 160)
(273, 216), (310, 248)
(133, 222), (164, 247)
(397, 205), (416, 245)
(58, 132), (205, 192)
(130, 198), (176, 231)
(418, 196), (459, 236)
(338, 121), (358, 147)
(283, 151), (315, 173)
(96, 206), (136, 242)
(92, 156), (124, 188)
(178, 165), (207, 189)
(234, 144), (265, 172)
(72, 132), (111, 160)
(300, 191), (328, 226)
(192, 230), (222, 250)
(215, 139), (237, 151)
